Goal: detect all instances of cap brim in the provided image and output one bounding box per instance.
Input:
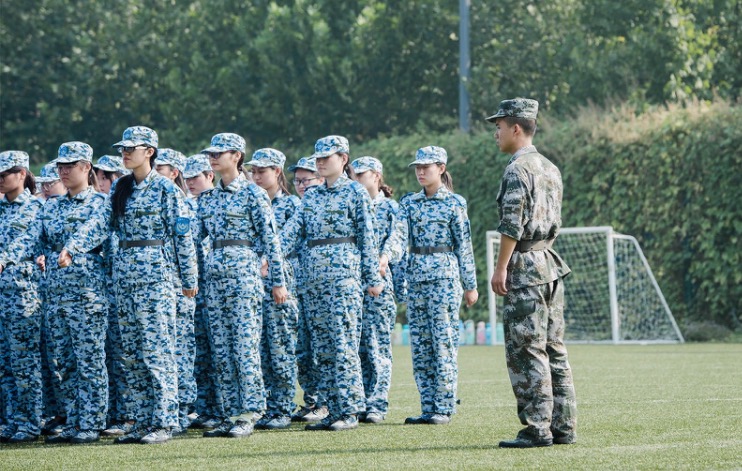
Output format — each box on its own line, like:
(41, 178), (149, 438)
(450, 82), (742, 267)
(408, 159), (440, 167)
(246, 160), (275, 168)
(54, 156), (90, 164)
(36, 177), (59, 183)
(112, 139), (142, 148)
(93, 164), (118, 172)
(288, 164), (315, 172)
(485, 113), (504, 122)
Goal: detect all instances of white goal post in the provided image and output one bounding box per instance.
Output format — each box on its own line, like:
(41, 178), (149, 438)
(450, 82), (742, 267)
(486, 226), (684, 344)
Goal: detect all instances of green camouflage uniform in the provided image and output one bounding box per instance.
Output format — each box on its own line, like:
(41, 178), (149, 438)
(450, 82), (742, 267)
(496, 138), (577, 443)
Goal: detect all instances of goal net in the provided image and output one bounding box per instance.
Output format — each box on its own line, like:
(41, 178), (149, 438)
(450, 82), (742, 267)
(486, 227), (684, 344)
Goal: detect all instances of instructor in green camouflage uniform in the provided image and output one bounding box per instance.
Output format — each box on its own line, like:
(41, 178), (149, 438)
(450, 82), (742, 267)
(488, 98), (577, 448)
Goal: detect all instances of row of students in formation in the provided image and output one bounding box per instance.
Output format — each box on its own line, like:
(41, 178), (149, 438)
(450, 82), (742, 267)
(0, 126), (478, 445)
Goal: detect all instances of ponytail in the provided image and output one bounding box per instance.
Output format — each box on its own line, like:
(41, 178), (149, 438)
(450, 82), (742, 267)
(440, 169), (454, 192)
(86, 163), (100, 192)
(276, 168), (291, 195)
(378, 173), (394, 198)
(173, 171), (187, 194)
(23, 170), (36, 192)
(340, 153), (355, 180)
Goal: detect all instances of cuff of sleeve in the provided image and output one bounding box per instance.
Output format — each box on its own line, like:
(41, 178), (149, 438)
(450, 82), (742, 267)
(496, 222), (522, 241)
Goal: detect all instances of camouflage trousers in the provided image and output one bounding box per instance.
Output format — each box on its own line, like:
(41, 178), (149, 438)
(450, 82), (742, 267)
(295, 289), (321, 409)
(359, 275), (396, 415)
(204, 275), (265, 418)
(116, 282), (179, 429)
(192, 293), (218, 418)
(407, 278), (462, 415)
(303, 277), (365, 420)
(174, 290), (196, 427)
(503, 278), (577, 440)
(105, 295), (134, 424)
(260, 292), (298, 417)
(46, 286), (109, 430)
(40, 303), (62, 419)
(0, 266), (42, 435)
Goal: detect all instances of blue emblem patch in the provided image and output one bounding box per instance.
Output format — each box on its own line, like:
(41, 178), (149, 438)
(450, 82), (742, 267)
(175, 217), (190, 235)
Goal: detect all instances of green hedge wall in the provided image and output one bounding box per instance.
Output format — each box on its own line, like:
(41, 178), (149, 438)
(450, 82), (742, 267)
(347, 101), (741, 331)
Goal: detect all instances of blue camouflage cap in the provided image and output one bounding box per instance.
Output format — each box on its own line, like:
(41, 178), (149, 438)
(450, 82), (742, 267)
(94, 155), (130, 174)
(247, 148), (287, 169)
(202, 133), (246, 154)
(312, 135), (349, 159)
(287, 156), (317, 173)
(408, 146), (448, 167)
(55, 141), (94, 164)
(36, 162), (61, 183)
(0, 151), (30, 173)
(486, 97), (539, 122)
(155, 148), (187, 173)
(183, 154), (213, 179)
(351, 156), (383, 175)
(112, 126), (159, 149)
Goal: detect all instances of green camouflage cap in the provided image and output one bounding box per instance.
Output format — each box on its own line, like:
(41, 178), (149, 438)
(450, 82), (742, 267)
(486, 97), (539, 122)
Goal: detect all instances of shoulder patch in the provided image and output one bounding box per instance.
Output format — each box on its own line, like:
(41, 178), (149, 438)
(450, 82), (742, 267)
(175, 217), (190, 235)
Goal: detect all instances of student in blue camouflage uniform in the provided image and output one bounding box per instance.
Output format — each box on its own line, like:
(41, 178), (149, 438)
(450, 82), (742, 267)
(286, 157), (328, 423)
(182, 154), (220, 430)
(154, 148), (199, 434)
(488, 98), (577, 448)
(401, 146), (478, 426)
(197, 133), (287, 439)
(93, 153), (136, 438)
(34, 142), (110, 444)
(350, 156), (407, 424)
(34, 161), (66, 436)
(281, 136), (383, 432)
(0, 151), (44, 443)
(68, 126), (199, 445)
(247, 148), (301, 430)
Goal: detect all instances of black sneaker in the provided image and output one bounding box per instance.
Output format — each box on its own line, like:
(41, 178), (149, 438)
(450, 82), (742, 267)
(113, 428), (145, 445)
(45, 427), (77, 444)
(41, 416), (67, 436)
(404, 414), (432, 425)
(553, 433), (576, 445)
(305, 417), (333, 431)
(202, 420), (232, 438)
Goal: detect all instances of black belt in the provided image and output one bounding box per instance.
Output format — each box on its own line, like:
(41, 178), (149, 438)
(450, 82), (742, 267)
(307, 237), (356, 248)
(514, 238), (555, 253)
(119, 240), (165, 249)
(410, 246), (453, 255)
(213, 239), (253, 249)
(53, 243), (102, 255)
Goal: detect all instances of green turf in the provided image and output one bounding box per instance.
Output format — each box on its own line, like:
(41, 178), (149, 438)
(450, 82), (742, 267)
(2, 344), (741, 470)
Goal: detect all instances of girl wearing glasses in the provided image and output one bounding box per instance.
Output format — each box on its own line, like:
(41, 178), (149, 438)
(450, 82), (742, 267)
(246, 148), (301, 430)
(35, 142), (109, 444)
(281, 135), (383, 432)
(197, 134), (287, 439)
(0, 151), (43, 443)
(350, 157), (407, 424)
(64, 126), (199, 445)
(400, 146), (478, 426)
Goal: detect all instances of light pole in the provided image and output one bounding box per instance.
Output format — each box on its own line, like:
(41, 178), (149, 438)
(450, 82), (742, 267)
(459, 0), (471, 132)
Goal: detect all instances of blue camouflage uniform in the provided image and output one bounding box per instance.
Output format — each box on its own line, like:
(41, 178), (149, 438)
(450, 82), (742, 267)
(0, 151), (44, 441)
(156, 148), (198, 430)
(35, 142), (110, 436)
(74, 126), (199, 439)
(350, 157), (407, 418)
(281, 137), (382, 426)
(196, 163), (285, 424)
(400, 147), (477, 418)
(248, 148), (301, 425)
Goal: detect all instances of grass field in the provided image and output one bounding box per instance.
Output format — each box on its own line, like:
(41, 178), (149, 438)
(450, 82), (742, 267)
(2, 343), (741, 470)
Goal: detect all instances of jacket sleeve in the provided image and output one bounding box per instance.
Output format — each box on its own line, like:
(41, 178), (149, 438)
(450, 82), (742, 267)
(249, 185), (285, 289)
(166, 187), (199, 291)
(451, 195), (477, 291)
(64, 194), (111, 256)
(355, 186), (382, 288)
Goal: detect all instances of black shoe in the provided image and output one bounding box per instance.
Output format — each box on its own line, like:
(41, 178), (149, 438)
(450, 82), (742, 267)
(305, 418), (332, 431)
(45, 427), (77, 444)
(499, 436), (553, 448)
(362, 412), (384, 424)
(41, 416), (67, 436)
(404, 414), (432, 425)
(113, 428), (145, 445)
(553, 434), (576, 445)
(202, 421), (232, 438)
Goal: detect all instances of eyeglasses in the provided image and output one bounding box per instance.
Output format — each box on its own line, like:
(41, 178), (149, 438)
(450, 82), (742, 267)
(207, 151), (234, 159)
(293, 177), (318, 186)
(117, 146), (148, 154)
(42, 181), (61, 189)
(56, 162), (81, 173)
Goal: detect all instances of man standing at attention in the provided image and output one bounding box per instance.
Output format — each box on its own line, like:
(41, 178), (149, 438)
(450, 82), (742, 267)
(488, 98), (577, 448)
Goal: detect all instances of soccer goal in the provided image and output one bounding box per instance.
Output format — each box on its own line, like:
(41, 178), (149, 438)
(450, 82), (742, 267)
(486, 227), (684, 344)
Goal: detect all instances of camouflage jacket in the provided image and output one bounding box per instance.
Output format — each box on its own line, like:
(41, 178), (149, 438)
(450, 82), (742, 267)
(197, 173), (285, 289)
(281, 175), (382, 288)
(399, 186), (477, 290)
(0, 189), (43, 272)
(371, 193), (407, 266)
(496, 146), (571, 289)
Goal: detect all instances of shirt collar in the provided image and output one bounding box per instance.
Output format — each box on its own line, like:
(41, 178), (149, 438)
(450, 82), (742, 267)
(133, 169), (158, 190)
(508, 145), (538, 165)
(323, 175), (351, 191)
(411, 185), (451, 201)
(1, 188), (33, 206)
(218, 173), (248, 193)
(66, 186), (95, 202)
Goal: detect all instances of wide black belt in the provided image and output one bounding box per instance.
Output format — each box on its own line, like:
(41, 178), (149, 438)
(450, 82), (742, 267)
(53, 243), (102, 255)
(307, 236), (356, 248)
(410, 245), (453, 255)
(119, 240), (165, 249)
(212, 239), (253, 249)
(514, 238), (555, 253)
